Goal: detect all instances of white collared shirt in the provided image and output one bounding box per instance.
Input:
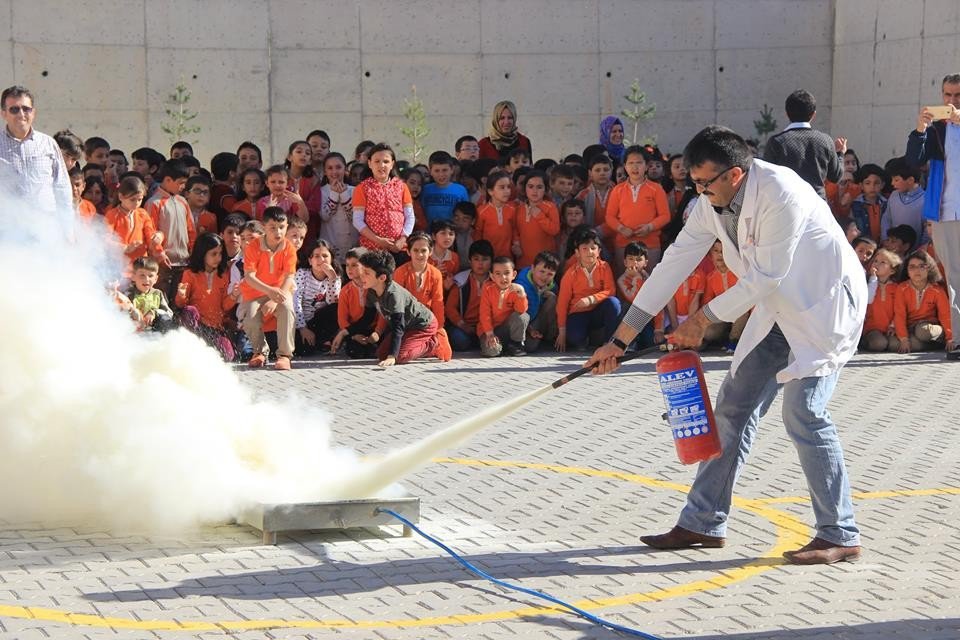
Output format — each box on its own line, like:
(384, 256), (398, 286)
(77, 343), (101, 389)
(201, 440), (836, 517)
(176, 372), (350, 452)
(784, 122), (813, 131)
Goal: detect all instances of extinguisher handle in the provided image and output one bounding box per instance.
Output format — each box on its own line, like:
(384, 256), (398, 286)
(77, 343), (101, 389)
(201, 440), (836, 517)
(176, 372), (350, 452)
(551, 344), (661, 389)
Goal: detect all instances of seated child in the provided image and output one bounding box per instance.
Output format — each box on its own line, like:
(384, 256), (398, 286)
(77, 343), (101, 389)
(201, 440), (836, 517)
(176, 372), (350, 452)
(893, 250), (952, 353)
(701, 240), (747, 351)
(330, 247), (379, 358)
(478, 256), (529, 357)
(125, 257), (175, 332)
(884, 224), (917, 260)
(556, 228), (620, 351)
(616, 242), (663, 347)
(429, 219), (460, 294)
(515, 250), (560, 353)
(860, 248), (902, 352)
(394, 231), (446, 326)
(175, 232), (236, 361)
(851, 236), (877, 272)
(667, 267), (705, 334)
(360, 250), (452, 366)
(445, 239), (493, 351)
(293, 240), (341, 356)
(238, 207), (297, 370)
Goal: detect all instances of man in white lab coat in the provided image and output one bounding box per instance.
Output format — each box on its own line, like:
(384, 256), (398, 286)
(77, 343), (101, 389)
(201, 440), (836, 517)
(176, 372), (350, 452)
(586, 126), (866, 565)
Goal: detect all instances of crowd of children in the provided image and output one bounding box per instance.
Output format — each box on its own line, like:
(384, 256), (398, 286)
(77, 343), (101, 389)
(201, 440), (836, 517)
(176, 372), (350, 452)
(62, 115), (953, 370)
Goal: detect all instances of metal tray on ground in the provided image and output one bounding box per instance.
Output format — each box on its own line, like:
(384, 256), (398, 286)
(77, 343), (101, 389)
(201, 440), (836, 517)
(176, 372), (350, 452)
(240, 496), (420, 545)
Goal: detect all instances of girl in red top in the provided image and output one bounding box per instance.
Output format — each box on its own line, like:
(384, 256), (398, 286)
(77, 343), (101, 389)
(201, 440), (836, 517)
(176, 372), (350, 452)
(175, 232), (237, 361)
(232, 168), (266, 219)
(513, 171), (560, 269)
(475, 170), (517, 259)
(861, 248), (902, 352)
(351, 143), (415, 258)
(607, 145), (671, 273)
(894, 250), (952, 353)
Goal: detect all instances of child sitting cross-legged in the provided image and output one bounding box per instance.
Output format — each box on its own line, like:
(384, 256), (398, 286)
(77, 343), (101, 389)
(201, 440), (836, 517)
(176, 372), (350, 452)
(125, 256), (175, 333)
(555, 227), (621, 351)
(478, 256), (529, 357)
(893, 249), (952, 353)
(359, 250), (452, 366)
(860, 248), (902, 352)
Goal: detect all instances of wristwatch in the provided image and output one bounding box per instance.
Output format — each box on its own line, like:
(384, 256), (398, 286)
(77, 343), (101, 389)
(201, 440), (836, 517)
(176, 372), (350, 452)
(609, 337), (629, 350)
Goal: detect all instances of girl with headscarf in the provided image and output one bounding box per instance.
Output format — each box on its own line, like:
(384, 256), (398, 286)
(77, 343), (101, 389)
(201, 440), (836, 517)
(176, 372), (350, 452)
(599, 116), (626, 163)
(478, 100), (533, 161)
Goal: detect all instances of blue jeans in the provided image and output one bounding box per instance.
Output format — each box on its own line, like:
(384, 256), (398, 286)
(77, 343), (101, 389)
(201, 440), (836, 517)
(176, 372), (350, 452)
(677, 324), (860, 546)
(566, 297), (622, 348)
(447, 325), (480, 352)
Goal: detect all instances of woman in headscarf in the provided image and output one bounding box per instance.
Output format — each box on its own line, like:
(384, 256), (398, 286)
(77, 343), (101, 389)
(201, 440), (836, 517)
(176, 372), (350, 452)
(478, 100), (533, 161)
(599, 116), (626, 163)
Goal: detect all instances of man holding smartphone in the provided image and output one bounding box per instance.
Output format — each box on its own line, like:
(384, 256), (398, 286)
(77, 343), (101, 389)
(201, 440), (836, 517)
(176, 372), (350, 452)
(907, 73), (960, 360)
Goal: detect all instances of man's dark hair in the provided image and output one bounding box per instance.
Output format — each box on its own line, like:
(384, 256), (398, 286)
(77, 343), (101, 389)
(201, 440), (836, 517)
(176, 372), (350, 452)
(1, 85), (33, 108)
(467, 239), (494, 259)
(358, 250), (396, 282)
(157, 159), (189, 182)
(683, 126), (753, 171)
(455, 135), (478, 152)
(785, 89), (817, 123)
(210, 152), (239, 181)
(533, 250), (560, 272)
(428, 150), (454, 167)
(942, 73), (960, 87)
(171, 141), (194, 155)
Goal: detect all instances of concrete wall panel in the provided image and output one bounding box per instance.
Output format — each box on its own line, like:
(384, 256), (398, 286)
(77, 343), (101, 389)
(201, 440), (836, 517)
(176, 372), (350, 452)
(14, 44), (146, 111)
(875, 0), (923, 42)
(38, 109), (149, 157)
(362, 54), (481, 117)
(832, 43), (876, 106)
(271, 112), (362, 164)
(716, 0), (833, 49)
(716, 46), (833, 112)
(268, 0), (359, 50)
(12, 0), (144, 46)
(644, 109), (718, 155)
(515, 115), (600, 160)
(0, 0), (10, 42)
(146, 49), (269, 114)
(924, 0), (960, 38)
(481, 54), (598, 116)
(834, 0), (878, 45)
(360, 115), (483, 162)
(599, 0), (713, 52)
(480, 0), (598, 54)
(601, 50), (715, 112)
(921, 36), (960, 104)
(360, 1), (480, 53)
(147, 110), (271, 167)
(872, 38), (922, 105)
(830, 105), (873, 154)
(869, 104), (917, 159)
(0, 42), (12, 87)
(272, 49), (361, 113)
(145, 0), (268, 50)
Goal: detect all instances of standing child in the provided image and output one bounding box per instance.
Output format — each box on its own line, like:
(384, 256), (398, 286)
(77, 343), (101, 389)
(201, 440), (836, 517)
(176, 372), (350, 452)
(238, 207), (298, 370)
(104, 175), (160, 275)
(478, 256), (529, 357)
(307, 129), (331, 174)
(330, 247), (379, 358)
(146, 159), (195, 300)
(894, 250), (952, 353)
(555, 228), (620, 351)
(513, 170), (560, 269)
(446, 239), (494, 351)
(402, 167), (427, 231)
(125, 257), (175, 333)
(209, 151), (239, 221)
(577, 154), (615, 232)
(548, 165), (577, 209)
(70, 165), (97, 221)
(860, 248), (902, 352)
(184, 175), (217, 235)
(352, 143), (415, 261)
(175, 233), (237, 361)
(882, 158), (926, 244)
(232, 168), (266, 219)
(284, 140), (322, 242)
(294, 240), (342, 355)
(607, 145), (671, 273)
(421, 151), (470, 224)
(359, 250), (451, 366)
(474, 170), (517, 259)
(451, 201), (477, 261)
(257, 165), (308, 223)
(318, 152), (357, 266)
(394, 231), (446, 326)
(850, 164), (888, 242)
(429, 219), (460, 294)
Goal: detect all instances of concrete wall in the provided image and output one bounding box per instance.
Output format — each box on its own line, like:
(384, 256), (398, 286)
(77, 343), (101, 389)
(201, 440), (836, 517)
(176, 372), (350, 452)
(832, 0), (960, 164)
(0, 0), (956, 166)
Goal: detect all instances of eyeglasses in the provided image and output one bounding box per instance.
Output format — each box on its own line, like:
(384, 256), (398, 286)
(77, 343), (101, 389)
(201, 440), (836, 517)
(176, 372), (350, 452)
(189, 188), (210, 196)
(692, 166), (735, 192)
(4, 105), (34, 115)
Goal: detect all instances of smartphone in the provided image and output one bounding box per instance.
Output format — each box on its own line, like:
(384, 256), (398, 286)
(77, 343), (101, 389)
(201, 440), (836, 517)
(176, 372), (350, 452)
(926, 105), (953, 120)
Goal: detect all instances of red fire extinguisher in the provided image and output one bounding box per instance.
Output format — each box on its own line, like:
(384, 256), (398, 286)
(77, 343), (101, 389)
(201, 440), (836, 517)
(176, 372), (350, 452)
(655, 349), (722, 465)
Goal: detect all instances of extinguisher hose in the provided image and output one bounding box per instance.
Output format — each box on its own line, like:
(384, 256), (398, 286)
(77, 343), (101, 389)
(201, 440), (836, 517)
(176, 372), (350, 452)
(551, 344), (664, 389)
(377, 507), (663, 639)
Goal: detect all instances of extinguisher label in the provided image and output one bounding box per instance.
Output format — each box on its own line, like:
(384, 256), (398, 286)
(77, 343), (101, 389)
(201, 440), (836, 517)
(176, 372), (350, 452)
(658, 366), (711, 440)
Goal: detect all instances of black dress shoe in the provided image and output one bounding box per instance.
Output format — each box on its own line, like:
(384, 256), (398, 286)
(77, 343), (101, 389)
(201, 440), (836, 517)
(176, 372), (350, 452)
(783, 537), (861, 564)
(640, 525), (725, 549)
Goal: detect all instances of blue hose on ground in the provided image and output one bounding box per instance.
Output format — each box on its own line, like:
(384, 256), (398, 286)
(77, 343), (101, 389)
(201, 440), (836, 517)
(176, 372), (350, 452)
(377, 508), (663, 639)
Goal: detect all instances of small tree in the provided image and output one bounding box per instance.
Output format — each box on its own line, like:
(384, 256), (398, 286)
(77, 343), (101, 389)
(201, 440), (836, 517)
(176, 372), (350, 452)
(398, 85), (430, 164)
(620, 79), (657, 145)
(160, 76), (201, 145)
(753, 103), (778, 147)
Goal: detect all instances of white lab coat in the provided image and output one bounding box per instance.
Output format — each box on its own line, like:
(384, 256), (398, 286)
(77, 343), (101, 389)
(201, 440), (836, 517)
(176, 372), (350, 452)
(632, 159), (866, 383)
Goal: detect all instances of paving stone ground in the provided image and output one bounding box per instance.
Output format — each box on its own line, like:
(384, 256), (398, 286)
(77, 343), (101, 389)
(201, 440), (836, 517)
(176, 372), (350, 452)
(1, 348), (959, 639)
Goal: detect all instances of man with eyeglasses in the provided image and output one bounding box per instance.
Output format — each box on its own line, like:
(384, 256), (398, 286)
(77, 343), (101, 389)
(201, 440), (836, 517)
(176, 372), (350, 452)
(0, 86), (73, 235)
(586, 126), (867, 565)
